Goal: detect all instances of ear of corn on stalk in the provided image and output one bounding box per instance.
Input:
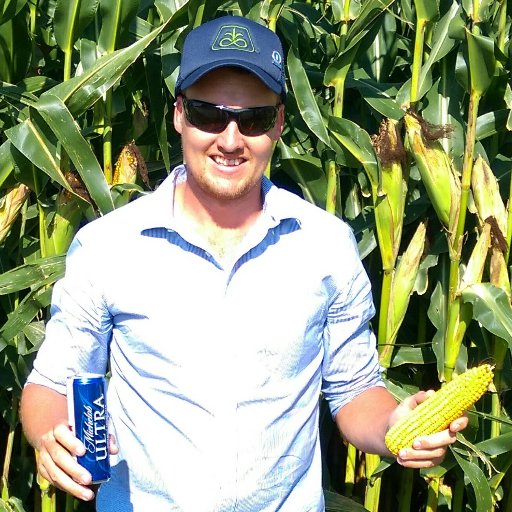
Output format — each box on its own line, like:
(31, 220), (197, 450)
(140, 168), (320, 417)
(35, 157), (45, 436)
(112, 141), (149, 187)
(0, 184), (30, 245)
(386, 221), (427, 345)
(403, 112), (461, 240)
(471, 156), (510, 296)
(471, 156), (507, 235)
(372, 119), (407, 271)
(385, 364), (494, 455)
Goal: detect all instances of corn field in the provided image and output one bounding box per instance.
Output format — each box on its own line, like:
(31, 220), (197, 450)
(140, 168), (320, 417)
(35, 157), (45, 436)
(0, 0), (511, 510)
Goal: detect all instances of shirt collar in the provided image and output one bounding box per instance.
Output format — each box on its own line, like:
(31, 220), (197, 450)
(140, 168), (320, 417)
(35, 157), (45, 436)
(138, 164), (301, 232)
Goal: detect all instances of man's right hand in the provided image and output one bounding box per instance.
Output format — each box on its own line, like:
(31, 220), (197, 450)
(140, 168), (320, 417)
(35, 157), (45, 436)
(20, 383), (117, 501)
(36, 420), (96, 501)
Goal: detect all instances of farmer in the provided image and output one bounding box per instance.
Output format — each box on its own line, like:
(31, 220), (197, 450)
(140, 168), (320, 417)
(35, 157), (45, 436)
(20, 15), (468, 511)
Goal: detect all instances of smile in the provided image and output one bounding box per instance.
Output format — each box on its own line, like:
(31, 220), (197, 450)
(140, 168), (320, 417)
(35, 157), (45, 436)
(212, 156), (245, 167)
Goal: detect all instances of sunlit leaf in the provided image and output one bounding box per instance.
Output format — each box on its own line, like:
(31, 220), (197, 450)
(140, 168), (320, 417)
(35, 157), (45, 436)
(278, 140), (326, 207)
(54, 0), (99, 53)
(0, 256), (65, 295)
(36, 94), (114, 214)
(466, 30), (496, 96)
(288, 47), (331, 148)
(98, 0), (139, 53)
(46, 21), (170, 116)
(451, 450), (493, 511)
(461, 283), (512, 350)
(328, 117), (379, 189)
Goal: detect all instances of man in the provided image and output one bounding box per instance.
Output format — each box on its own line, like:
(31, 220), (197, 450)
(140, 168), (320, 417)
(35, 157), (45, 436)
(20, 15), (467, 511)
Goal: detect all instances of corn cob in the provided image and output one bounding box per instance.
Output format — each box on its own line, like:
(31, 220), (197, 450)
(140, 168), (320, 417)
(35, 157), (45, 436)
(385, 364), (494, 455)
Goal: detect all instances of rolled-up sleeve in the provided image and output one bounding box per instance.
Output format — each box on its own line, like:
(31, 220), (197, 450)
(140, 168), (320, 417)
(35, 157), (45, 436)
(321, 233), (385, 419)
(26, 234), (112, 394)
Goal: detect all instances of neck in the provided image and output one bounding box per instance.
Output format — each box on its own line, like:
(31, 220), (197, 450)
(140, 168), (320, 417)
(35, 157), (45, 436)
(174, 180), (263, 263)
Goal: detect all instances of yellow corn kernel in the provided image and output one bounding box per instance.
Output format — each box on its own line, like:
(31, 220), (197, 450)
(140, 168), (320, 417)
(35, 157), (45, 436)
(385, 364), (494, 455)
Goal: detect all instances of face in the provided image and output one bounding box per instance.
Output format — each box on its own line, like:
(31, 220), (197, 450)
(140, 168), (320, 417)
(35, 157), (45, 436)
(174, 68), (284, 206)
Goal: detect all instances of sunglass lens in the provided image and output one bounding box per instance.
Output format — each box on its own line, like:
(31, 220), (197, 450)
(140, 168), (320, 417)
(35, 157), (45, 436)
(240, 107), (277, 136)
(187, 101), (227, 133)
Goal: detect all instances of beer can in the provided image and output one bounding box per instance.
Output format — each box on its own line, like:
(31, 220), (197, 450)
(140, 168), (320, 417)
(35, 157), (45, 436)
(67, 374), (110, 483)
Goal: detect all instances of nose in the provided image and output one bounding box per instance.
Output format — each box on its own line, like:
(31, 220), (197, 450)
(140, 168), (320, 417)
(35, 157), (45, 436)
(217, 118), (244, 152)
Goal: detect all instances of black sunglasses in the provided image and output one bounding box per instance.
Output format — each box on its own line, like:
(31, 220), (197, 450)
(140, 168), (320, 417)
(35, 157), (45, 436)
(181, 96), (279, 137)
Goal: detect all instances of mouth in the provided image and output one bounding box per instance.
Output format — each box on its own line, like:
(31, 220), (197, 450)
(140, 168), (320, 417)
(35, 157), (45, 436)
(211, 155), (246, 168)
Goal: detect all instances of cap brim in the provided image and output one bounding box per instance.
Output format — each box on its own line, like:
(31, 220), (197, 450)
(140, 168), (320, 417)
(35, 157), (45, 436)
(177, 60), (284, 99)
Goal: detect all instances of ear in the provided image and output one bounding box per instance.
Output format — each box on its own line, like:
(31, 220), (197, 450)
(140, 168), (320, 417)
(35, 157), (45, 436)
(173, 96), (184, 135)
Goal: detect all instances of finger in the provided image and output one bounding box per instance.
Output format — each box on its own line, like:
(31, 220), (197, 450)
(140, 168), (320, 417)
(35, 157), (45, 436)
(53, 423), (86, 456)
(397, 456), (444, 469)
(37, 449), (95, 501)
(449, 415), (468, 433)
(412, 428), (458, 451)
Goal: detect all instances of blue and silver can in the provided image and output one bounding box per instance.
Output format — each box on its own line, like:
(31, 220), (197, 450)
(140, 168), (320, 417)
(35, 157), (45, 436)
(67, 374), (110, 483)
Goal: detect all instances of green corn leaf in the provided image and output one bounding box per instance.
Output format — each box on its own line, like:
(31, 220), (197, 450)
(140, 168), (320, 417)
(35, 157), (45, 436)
(98, 0), (140, 53)
(0, 0), (28, 25)
(146, 52), (170, 171)
(475, 432), (512, 457)
(0, 141), (14, 188)
(324, 489), (370, 511)
(451, 450), (493, 512)
(417, 2), (461, 96)
(0, 287), (53, 345)
(0, 8), (31, 84)
(36, 94), (114, 214)
(476, 110), (510, 140)
(287, 47), (331, 148)
(0, 256), (65, 295)
(330, 0), (361, 23)
(346, 70), (403, 120)
(0, 496), (28, 512)
(278, 140), (326, 207)
(53, 0), (99, 53)
(466, 30), (496, 96)
(45, 21), (169, 116)
(328, 116), (379, 189)
(5, 116), (68, 191)
(347, 0), (396, 44)
(413, 0), (439, 22)
(461, 283), (512, 351)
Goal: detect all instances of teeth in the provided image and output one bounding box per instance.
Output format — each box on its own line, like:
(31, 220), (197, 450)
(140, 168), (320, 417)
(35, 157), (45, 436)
(213, 156), (242, 166)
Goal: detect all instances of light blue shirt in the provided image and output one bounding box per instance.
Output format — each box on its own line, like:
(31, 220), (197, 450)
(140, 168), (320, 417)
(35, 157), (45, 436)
(27, 165), (384, 511)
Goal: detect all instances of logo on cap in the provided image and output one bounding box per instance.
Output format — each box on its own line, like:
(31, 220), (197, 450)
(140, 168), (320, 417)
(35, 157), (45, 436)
(212, 25), (255, 52)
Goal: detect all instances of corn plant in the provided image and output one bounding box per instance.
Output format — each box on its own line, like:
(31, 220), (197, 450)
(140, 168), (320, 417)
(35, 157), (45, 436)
(0, 0), (511, 511)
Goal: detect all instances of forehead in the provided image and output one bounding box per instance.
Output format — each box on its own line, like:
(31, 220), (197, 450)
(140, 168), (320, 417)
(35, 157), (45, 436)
(184, 67), (279, 106)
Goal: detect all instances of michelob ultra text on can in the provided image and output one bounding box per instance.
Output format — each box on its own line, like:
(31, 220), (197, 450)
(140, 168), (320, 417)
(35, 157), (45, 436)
(67, 374), (110, 483)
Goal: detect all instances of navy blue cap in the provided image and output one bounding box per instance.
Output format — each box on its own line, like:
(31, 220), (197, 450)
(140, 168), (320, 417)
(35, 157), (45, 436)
(175, 16), (286, 100)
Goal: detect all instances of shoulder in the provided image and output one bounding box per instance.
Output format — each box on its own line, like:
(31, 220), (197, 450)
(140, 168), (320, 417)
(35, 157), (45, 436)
(76, 192), (154, 243)
(268, 184), (357, 247)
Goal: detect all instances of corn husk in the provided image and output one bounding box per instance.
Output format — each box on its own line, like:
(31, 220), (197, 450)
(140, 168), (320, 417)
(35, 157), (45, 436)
(112, 141), (148, 186)
(47, 188), (82, 256)
(0, 184), (30, 245)
(372, 119), (407, 271)
(471, 156), (510, 296)
(386, 221), (427, 346)
(471, 156), (507, 235)
(404, 112), (461, 237)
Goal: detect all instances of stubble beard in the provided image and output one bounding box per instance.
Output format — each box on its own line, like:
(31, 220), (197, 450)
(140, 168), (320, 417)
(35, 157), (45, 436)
(192, 167), (262, 204)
